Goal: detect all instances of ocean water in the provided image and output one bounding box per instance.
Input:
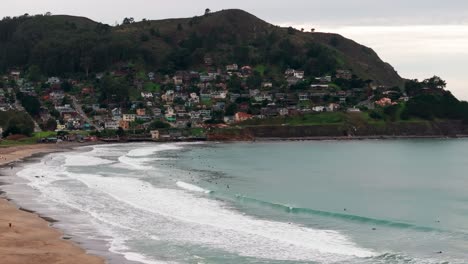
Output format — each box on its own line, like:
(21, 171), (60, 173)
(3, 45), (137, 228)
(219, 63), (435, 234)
(5, 140), (468, 263)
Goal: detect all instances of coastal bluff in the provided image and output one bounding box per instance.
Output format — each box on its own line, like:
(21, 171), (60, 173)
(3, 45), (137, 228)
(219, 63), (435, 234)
(208, 120), (468, 140)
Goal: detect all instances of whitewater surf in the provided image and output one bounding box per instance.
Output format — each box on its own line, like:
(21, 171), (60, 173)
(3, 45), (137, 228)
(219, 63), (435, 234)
(2, 141), (467, 263)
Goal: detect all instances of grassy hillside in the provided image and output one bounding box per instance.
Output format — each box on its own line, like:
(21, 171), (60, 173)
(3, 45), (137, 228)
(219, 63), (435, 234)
(0, 9), (402, 86)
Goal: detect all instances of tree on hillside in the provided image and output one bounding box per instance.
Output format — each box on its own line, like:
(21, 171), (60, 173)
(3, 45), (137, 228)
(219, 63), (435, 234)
(423, 76), (446, 89)
(205, 8), (211, 15)
(122, 17), (135, 25)
(43, 118), (57, 131)
(16, 92), (41, 117)
(3, 113), (34, 137)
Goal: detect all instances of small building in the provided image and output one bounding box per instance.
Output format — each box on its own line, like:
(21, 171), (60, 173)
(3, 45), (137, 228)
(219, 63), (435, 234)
(311, 84), (329, 89)
(105, 121), (119, 130)
(47, 77), (61, 85)
(294, 71), (305, 79)
(315, 76), (332, 83)
(136, 109), (146, 116)
(150, 130), (160, 140)
(235, 112), (253, 123)
(226, 64), (238, 71)
(81, 87), (94, 95)
(10, 71), (21, 81)
(327, 103), (340, 112)
(173, 76), (183, 85)
(347, 107), (361, 113)
(122, 114), (136, 122)
(119, 120), (130, 130)
(312, 106), (326, 112)
(375, 97), (396, 107)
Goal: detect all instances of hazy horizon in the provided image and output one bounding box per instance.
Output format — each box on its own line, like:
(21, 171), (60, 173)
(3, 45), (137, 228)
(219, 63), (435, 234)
(2, 0), (467, 99)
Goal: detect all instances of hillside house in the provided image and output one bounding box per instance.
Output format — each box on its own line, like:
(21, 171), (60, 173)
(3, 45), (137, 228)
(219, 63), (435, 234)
(162, 90), (175, 102)
(240, 66), (252, 76)
(311, 84), (329, 89)
(312, 106), (326, 112)
(148, 72), (155, 81)
(122, 114), (136, 122)
(294, 71), (305, 79)
(327, 103), (340, 112)
(315, 76), (332, 83)
(235, 112), (253, 122)
(226, 64), (238, 71)
(81, 87), (94, 95)
(10, 71), (21, 81)
(141, 92), (153, 99)
(119, 120), (130, 130)
(47, 77), (61, 85)
(173, 75), (183, 85)
(136, 109), (146, 116)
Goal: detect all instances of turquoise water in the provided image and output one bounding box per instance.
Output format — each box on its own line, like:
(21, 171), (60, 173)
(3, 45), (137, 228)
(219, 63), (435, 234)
(9, 140), (468, 263)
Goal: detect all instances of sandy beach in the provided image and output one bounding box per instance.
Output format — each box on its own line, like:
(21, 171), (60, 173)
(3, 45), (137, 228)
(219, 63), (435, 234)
(0, 144), (105, 264)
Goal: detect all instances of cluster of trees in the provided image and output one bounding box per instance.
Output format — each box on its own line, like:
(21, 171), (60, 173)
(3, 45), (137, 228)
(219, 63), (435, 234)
(401, 93), (468, 122)
(16, 92), (41, 117)
(0, 111), (35, 137)
(0, 15), (150, 76)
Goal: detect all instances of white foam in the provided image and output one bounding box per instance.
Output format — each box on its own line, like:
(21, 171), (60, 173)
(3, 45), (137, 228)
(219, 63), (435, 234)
(15, 143), (377, 263)
(176, 181), (212, 194)
(126, 144), (182, 157)
(118, 156), (152, 170)
(110, 238), (175, 264)
(69, 174), (376, 262)
(64, 154), (114, 167)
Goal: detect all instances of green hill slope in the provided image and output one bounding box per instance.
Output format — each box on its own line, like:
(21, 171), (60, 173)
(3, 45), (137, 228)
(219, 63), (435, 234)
(0, 9), (402, 86)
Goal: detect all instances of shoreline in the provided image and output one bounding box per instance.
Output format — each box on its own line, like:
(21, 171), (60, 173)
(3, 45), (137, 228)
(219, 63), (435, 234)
(0, 143), (106, 264)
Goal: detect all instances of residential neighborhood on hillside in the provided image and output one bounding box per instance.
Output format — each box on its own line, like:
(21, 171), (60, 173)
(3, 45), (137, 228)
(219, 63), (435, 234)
(0, 60), (451, 142)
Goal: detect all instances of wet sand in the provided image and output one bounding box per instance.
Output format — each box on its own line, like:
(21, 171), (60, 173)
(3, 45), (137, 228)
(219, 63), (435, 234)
(0, 144), (105, 264)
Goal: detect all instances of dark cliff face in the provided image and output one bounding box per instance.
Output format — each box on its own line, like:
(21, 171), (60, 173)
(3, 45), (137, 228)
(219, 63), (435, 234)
(209, 121), (468, 140)
(0, 9), (402, 86)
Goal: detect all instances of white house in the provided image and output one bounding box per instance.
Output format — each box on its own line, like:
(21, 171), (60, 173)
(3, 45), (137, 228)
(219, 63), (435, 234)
(122, 114), (136, 122)
(226, 64), (238, 71)
(294, 71), (305, 79)
(141, 92), (153, 99)
(311, 84), (329, 89)
(312, 106), (326, 112)
(326, 103), (340, 112)
(47, 77), (61, 85)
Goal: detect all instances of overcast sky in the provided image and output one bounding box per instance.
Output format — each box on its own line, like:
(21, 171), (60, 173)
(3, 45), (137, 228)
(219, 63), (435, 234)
(2, 1), (468, 99)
